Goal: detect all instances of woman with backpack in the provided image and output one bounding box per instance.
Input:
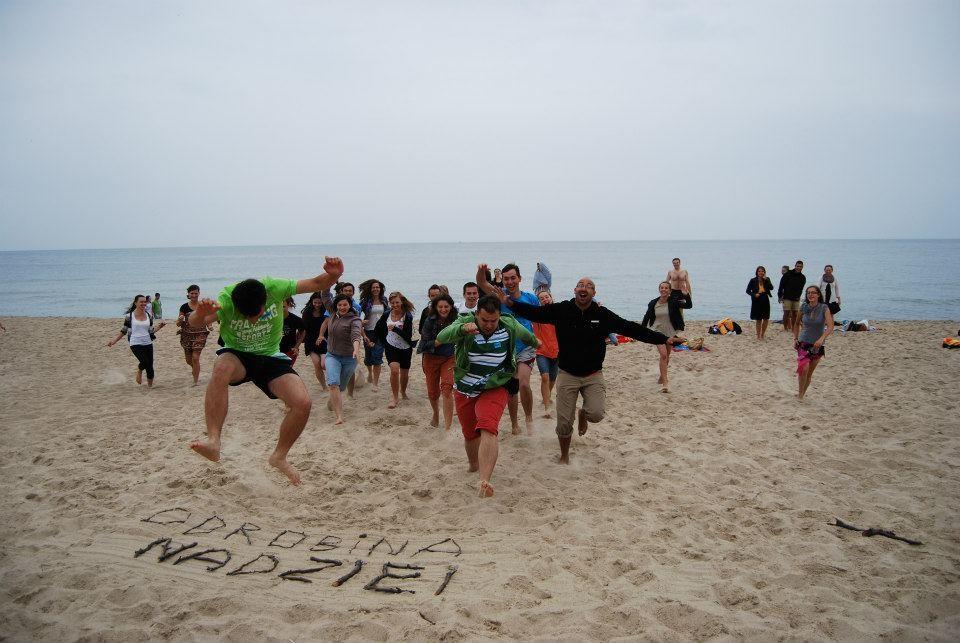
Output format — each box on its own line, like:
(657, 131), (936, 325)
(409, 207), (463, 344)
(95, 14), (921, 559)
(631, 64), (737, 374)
(106, 294), (166, 387)
(641, 281), (691, 393)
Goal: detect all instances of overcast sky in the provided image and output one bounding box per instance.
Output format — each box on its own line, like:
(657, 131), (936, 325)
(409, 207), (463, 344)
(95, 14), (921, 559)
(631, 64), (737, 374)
(1, 1), (957, 250)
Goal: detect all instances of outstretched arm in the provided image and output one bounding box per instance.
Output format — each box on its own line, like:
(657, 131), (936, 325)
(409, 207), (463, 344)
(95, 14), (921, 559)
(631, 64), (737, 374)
(604, 309), (674, 345)
(295, 257), (344, 295)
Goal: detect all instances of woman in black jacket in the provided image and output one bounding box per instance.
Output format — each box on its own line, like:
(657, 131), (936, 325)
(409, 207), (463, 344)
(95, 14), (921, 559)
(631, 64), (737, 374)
(641, 282), (691, 393)
(375, 291), (417, 409)
(746, 266), (774, 340)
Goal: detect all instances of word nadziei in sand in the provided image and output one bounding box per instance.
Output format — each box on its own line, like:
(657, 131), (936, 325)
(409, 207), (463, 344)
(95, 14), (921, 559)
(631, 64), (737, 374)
(135, 508), (461, 596)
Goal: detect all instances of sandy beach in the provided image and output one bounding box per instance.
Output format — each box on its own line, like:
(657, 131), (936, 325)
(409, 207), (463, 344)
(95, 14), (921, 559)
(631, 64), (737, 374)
(0, 317), (958, 641)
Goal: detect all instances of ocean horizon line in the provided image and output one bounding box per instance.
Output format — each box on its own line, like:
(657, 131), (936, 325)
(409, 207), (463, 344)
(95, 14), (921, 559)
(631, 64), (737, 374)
(2, 237), (958, 253)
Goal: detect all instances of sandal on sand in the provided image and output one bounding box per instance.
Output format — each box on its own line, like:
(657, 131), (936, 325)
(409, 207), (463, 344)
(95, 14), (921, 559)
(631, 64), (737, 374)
(478, 481), (494, 498)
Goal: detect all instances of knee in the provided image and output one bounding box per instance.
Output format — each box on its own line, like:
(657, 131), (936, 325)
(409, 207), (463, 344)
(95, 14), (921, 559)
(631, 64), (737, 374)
(210, 361), (236, 384)
(583, 408), (605, 423)
(289, 395), (312, 414)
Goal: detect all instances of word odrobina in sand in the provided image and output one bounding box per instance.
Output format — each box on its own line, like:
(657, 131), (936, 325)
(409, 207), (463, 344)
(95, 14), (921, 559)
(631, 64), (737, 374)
(134, 507), (462, 596)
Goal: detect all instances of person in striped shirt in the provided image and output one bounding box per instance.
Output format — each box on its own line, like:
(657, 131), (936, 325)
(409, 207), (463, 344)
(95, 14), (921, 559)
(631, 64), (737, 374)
(436, 296), (539, 498)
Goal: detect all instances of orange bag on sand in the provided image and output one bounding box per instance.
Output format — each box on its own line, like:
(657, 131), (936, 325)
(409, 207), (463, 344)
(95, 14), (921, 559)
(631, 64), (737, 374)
(944, 337), (960, 349)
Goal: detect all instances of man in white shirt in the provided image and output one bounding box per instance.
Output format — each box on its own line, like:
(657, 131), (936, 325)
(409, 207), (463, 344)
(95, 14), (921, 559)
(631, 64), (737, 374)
(455, 282), (480, 313)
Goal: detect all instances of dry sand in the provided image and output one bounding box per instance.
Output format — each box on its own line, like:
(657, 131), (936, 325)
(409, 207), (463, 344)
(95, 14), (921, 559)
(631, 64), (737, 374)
(0, 317), (958, 641)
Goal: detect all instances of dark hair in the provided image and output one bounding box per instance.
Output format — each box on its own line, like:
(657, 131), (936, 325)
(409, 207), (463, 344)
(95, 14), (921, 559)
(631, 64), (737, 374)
(501, 263), (521, 278)
(334, 281), (355, 295)
(672, 257), (680, 262)
(795, 260), (804, 266)
(659, 281), (671, 290)
(755, 266), (766, 277)
(358, 279), (386, 310)
(476, 295), (501, 315)
(126, 294), (146, 314)
(284, 297), (296, 308)
(430, 294), (458, 329)
(187, 284), (199, 293)
(155, 292), (160, 297)
(824, 264), (833, 270)
(781, 265), (790, 271)
(332, 293), (354, 314)
(388, 291), (416, 314)
(428, 284), (441, 294)
(302, 291), (325, 317)
(805, 285), (824, 304)
(462, 281), (479, 295)
(232, 278), (267, 317)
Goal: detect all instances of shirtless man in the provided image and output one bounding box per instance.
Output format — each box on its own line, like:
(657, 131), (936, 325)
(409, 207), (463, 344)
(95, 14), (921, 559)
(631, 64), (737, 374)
(187, 257), (344, 485)
(667, 258), (691, 301)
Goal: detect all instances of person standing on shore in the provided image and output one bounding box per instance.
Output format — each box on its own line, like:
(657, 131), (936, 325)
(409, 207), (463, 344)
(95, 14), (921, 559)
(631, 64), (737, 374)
(417, 293), (458, 430)
(106, 294), (167, 387)
(667, 258), (692, 301)
(818, 265), (841, 316)
(186, 257), (344, 485)
(746, 266), (774, 340)
(478, 263), (540, 435)
(152, 293), (163, 320)
(177, 285), (211, 385)
(641, 282), (692, 393)
(435, 295), (539, 497)
(480, 266), (676, 464)
(376, 291), (417, 409)
(778, 260), (806, 332)
(793, 285), (834, 401)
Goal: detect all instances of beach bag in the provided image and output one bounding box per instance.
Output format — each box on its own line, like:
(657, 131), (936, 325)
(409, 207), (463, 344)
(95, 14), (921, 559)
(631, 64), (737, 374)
(686, 337), (704, 351)
(943, 337), (960, 349)
(828, 301), (841, 315)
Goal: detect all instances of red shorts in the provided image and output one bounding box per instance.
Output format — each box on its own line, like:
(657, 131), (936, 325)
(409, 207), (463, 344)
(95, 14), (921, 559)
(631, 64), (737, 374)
(455, 387), (508, 441)
(422, 354), (455, 400)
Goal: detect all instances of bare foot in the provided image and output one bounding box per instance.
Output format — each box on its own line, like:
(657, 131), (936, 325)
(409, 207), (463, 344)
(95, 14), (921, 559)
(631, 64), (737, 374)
(147, 379), (154, 388)
(577, 408), (588, 436)
(468, 463), (479, 472)
(388, 398), (398, 409)
(190, 440), (220, 462)
(135, 370), (142, 385)
(267, 453), (302, 485)
(660, 385), (669, 393)
(478, 480), (494, 498)
(334, 416), (344, 425)
(557, 454), (570, 465)
(542, 411), (552, 419)
(511, 424), (521, 436)
(656, 376), (663, 385)
(430, 414), (439, 428)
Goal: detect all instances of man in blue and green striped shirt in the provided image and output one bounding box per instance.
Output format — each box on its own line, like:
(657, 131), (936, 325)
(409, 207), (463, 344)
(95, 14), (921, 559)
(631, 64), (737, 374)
(436, 296), (539, 498)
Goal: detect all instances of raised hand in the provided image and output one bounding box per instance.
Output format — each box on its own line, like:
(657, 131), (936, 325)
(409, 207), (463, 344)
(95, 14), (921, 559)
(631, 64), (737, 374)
(194, 298), (220, 320)
(324, 256), (344, 279)
(462, 322), (480, 335)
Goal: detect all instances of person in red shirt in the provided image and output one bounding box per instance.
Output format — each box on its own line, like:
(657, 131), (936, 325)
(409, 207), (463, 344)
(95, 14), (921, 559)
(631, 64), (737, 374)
(533, 290), (560, 418)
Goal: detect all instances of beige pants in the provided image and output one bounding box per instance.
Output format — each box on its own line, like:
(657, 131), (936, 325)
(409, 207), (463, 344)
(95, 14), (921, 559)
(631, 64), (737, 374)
(555, 370), (605, 438)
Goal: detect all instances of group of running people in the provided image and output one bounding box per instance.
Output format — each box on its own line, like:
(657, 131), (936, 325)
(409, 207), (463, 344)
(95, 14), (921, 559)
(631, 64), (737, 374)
(106, 256), (838, 495)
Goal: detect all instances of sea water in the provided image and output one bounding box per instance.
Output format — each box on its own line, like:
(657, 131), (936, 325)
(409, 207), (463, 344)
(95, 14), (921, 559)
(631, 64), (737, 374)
(0, 239), (957, 321)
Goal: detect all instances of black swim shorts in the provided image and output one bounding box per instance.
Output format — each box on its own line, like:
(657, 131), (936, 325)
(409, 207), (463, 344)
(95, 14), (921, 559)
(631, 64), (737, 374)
(217, 348), (297, 399)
